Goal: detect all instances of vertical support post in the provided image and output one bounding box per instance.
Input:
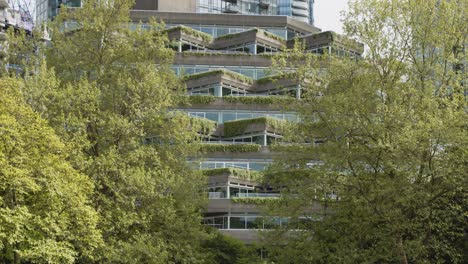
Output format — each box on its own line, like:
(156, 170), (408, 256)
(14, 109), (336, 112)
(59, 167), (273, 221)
(296, 84), (301, 99)
(215, 84), (222, 97)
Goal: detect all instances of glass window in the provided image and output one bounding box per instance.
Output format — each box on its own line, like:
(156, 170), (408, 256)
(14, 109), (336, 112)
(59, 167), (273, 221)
(230, 217), (245, 229)
(200, 27), (214, 36)
(246, 217), (262, 229)
(216, 27), (229, 37)
(205, 113), (219, 122)
(222, 113), (236, 122)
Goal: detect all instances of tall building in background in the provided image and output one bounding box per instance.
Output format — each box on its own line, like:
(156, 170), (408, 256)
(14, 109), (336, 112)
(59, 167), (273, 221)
(36, 0), (315, 25)
(36, 0), (80, 23)
(278, 0), (314, 24)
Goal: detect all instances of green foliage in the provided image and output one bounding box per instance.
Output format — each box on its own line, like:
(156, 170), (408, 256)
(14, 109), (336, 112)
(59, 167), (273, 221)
(183, 69), (255, 84)
(9, 0), (210, 262)
(223, 95), (295, 105)
(165, 25), (213, 42)
(202, 230), (262, 264)
(188, 95), (217, 105)
(223, 117), (288, 138)
(231, 197), (280, 206)
(256, 72), (297, 85)
(0, 79), (101, 263)
(202, 168), (263, 182)
(265, 0), (468, 263)
(197, 144), (261, 153)
(215, 28), (258, 41)
(181, 51), (255, 57)
(269, 144), (315, 153)
(262, 31), (286, 42)
(190, 116), (217, 135)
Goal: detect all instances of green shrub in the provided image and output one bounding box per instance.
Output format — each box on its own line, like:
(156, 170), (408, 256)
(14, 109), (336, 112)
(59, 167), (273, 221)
(231, 197), (280, 205)
(188, 95), (217, 105)
(262, 31), (286, 42)
(183, 69), (254, 84)
(165, 25), (213, 42)
(256, 72), (297, 85)
(202, 168), (263, 182)
(269, 144), (315, 152)
(215, 28), (259, 41)
(181, 51), (254, 57)
(202, 230), (262, 264)
(223, 96), (295, 105)
(223, 117), (287, 138)
(190, 116), (217, 135)
(198, 144), (261, 153)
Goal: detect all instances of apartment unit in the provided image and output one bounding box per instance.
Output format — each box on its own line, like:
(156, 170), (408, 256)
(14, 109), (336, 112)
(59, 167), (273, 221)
(128, 10), (363, 242)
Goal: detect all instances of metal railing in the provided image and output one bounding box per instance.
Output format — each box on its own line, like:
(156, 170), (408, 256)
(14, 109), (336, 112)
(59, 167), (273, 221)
(234, 193), (280, 198)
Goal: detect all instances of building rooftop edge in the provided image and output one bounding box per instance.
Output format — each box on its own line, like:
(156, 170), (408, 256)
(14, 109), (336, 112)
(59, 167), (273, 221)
(129, 10), (321, 35)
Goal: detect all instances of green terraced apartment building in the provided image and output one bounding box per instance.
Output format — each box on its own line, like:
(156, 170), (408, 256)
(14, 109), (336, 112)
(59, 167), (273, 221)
(128, 10), (363, 243)
(35, 0), (363, 243)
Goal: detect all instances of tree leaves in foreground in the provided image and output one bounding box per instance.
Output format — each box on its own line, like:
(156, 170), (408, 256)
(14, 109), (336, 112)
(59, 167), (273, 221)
(0, 79), (101, 263)
(5, 0), (209, 262)
(264, 0), (467, 263)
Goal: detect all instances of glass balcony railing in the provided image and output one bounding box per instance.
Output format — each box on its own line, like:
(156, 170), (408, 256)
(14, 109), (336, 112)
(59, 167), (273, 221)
(234, 193), (280, 198)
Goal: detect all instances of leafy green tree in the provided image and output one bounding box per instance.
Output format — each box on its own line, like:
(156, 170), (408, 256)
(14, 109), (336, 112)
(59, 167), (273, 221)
(264, 0), (467, 263)
(12, 0), (209, 262)
(202, 229), (262, 264)
(0, 79), (101, 263)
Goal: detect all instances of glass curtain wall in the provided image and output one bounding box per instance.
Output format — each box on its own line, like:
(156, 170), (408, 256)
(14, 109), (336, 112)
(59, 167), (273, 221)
(197, 0), (277, 15)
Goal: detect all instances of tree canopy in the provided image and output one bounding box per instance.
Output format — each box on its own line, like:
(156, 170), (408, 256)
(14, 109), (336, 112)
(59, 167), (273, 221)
(264, 0), (467, 263)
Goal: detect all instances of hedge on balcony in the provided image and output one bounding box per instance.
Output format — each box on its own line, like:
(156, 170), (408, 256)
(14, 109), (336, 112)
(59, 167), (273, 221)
(202, 168), (263, 181)
(197, 144), (261, 153)
(223, 96), (295, 105)
(269, 144), (315, 152)
(215, 28), (258, 41)
(262, 31), (286, 42)
(190, 116), (217, 135)
(223, 117), (288, 138)
(188, 95), (217, 105)
(180, 51), (254, 57)
(231, 197), (280, 205)
(165, 25), (213, 42)
(256, 72), (297, 85)
(183, 69), (254, 84)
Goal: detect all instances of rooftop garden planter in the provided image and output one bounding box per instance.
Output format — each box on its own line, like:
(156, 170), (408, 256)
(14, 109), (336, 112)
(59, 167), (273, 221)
(197, 143), (261, 153)
(202, 167), (263, 182)
(188, 95), (217, 105)
(223, 96), (295, 105)
(223, 116), (288, 138)
(183, 69), (254, 85)
(190, 116), (217, 135)
(165, 25), (213, 43)
(231, 197), (280, 205)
